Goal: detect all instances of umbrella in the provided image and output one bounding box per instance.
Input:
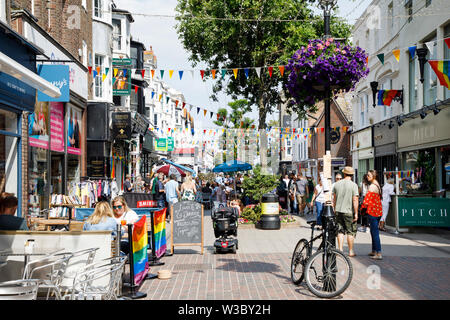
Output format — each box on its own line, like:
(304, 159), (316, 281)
(213, 160), (252, 199)
(161, 158), (196, 177)
(212, 160), (252, 173)
(156, 164), (186, 177)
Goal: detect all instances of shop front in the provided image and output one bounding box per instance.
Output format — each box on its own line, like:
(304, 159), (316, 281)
(0, 22), (61, 217)
(352, 127), (374, 184)
(111, 111), (132, 191)
(374, 119), (398, 184)
(386, 103), (450, 232)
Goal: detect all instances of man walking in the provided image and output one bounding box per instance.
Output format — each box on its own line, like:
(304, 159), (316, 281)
(124, 174), (133, 193)
(332, 167), (359, 257)
(295, 173), (309, 216)
(165, 174), (180, 220)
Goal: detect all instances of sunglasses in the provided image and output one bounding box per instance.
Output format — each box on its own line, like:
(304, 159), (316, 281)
(113, 205), (123, 210)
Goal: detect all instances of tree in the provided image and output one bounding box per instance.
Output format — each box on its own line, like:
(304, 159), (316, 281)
(214, 99), (254, 129)
(175, 0), (351, 129)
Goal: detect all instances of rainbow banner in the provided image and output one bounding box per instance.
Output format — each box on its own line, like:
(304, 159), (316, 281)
(132, 215), (149, 286)
(377, 90), (402, 106)
(153, 208), (167, 258)
(428, 60), (450, 89)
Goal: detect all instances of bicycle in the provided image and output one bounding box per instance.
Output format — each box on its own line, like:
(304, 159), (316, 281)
(290, 216), (353, 298)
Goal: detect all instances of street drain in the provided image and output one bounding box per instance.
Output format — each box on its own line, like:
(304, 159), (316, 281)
(173, 263), (213, 271)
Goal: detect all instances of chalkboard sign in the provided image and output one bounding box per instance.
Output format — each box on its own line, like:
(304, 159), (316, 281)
(171, 201), (204, 254)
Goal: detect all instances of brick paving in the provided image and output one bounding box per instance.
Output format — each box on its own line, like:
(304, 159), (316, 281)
(135, 252), (450, 300)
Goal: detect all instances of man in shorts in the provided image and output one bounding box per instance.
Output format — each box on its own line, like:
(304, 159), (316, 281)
(332, 166), (359, 257)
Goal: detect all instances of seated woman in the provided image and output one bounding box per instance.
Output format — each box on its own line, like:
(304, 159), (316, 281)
(229, 199), (243, 216)
(111, 196), (139, 254)
(83, 201), (118, 237)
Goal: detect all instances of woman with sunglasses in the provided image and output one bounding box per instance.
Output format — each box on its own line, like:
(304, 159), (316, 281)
(111, 196), (139, 254)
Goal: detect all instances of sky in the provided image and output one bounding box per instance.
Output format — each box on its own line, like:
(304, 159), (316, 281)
(113, 0), (372, 130)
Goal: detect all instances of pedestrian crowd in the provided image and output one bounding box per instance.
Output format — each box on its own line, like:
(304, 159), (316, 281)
(277, 166), (396, 260)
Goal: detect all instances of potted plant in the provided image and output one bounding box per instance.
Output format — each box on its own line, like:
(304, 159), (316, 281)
(285, 39), (369, 109)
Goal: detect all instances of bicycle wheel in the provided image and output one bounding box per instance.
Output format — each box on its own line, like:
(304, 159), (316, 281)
(304, 247), (353, 298)
(290, 239), (310, 285)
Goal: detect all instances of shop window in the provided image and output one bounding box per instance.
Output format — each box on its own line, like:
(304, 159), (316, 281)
(28, 147), (48, 217)
(94, 0), (103, 18)
(95, 54), (104, 98)
(0, 110), (19, 198)
(112, 19), (122, 51)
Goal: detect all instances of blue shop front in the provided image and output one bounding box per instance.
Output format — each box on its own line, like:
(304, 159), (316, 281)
(0, 22), (60, 217)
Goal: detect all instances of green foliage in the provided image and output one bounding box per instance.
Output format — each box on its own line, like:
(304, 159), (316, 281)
(241, 165), (280, 202)
(175, 0), (352, 128)
(241, 204), (262, 224)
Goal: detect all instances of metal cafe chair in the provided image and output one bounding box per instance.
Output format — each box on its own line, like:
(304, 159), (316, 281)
(22, 253), (73, 300)
(55, 247), (100, 295)
(0, 279), (41, 300)
(63, 256), (127, 300)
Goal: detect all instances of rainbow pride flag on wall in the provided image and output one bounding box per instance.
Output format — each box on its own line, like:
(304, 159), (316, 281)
(132, 215), (149, 286)
(377, 90), (402, 106)
(153, 208), (167, 258)
(428, 60), (450, 89)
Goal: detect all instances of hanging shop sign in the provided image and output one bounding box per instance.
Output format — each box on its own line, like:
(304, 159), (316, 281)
(112, 112), (132, 140)
(133, 112), (150, 136)
(330, 128), (341, 144)
(112, 58), (131, 96)
(155, 138), (167, 152)
(167, 137), (174, 152)
(87, 157), (108, 178)
(37, 65), (70, 102)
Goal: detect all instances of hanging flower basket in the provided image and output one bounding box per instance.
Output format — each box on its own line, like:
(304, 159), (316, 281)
(285, 39), (369, 108)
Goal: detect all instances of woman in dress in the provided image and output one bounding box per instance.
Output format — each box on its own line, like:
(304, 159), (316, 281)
(180, 173), (197, 201)
(361, 170), (383, 260)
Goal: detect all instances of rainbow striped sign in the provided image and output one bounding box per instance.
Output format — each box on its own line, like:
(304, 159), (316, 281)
(132, 215), (149, 286)
(153, 208), (167, 259)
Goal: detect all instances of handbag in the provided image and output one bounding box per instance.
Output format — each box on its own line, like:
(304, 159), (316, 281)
(289, 193), (295, 201)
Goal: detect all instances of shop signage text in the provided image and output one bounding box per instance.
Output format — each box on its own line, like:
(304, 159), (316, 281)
(112, 112), (132, 140)
(398, 197), (450, 227)
(37, 65), (70, 102)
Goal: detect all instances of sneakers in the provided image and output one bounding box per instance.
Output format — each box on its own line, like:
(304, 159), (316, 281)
(357, 226), (368, 233)
(370, 254), (383, 260)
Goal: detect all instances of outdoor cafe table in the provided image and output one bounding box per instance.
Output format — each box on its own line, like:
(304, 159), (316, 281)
(0, 247), (64, 274)
(30, 218), (71, 231)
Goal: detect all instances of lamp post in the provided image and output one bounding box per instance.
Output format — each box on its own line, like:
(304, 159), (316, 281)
(416, 47), (428, 84)
(370, 81), (379, 108)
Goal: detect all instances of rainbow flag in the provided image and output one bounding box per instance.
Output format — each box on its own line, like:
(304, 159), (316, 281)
(428, 60), (450, 89)
(377, 90), (402, 106)
(132, 215), (149, 286)
(153, 208), (167, 258)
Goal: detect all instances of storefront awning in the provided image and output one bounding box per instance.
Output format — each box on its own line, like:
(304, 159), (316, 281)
(0, 51), (61, 98)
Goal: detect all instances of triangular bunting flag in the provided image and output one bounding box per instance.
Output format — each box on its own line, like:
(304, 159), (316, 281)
(377, 53), (385, 65)
(211, 69), (216, 79)
(169, 70), (174, 78)
(203, 109), (207, 116)
(175, 100), (179, 107)
(151, 70), (155, 78)
(233, 69), (238, 79)
(182, 102), (186, 108)
(141, 69), (145, 78)
(278, 66), (285, 77)
(166, 97), (170, 104)
(134, 85), (138, 93)
(408, 46), (416, 59)
(93, 70), (98, 78)
(255, 67), (261, 78)
(426, 41), (435, 56)
(210, 111), (213, 119)
(104, 68), (109, 76)
(102, 74), (107, 82)
(151, 92), (155, 99)
(197, 107), (200, 114)
(160, 70), (165, 79)
(96, 66), (101, 74)
(393, 49), (400, 62)
(221, 69), (226, 79)
(158, 94), (162, 101)
(244, 68), (249, 79)
(268, 66), (273, 77)
(88, 66), (92, 75)
(445, 38), (450, 49)
(179, 70), (184, 80)
(200, 70), (205, 80)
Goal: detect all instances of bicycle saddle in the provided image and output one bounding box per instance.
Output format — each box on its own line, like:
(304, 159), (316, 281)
(306, 220), (316, 227)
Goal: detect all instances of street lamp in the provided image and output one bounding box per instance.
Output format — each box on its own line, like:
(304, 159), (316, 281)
(370, 81), (379, 108)
(319, 0), (337, 38)
(416, 47), (428, 84)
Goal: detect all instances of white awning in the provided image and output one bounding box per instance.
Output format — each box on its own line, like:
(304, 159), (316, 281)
(0, 51), (61, 98)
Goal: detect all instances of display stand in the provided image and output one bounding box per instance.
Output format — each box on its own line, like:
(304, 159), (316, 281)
(147, 210), (165, 267)
(49, 204), (84, 230)
(124, 223), (147, 299)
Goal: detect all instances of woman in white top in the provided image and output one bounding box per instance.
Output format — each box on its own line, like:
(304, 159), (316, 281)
(111, 196), (139, 254)
(380, 178), (395, 231)
(310, 176), (325, 227)
(180, 174), (197, 201)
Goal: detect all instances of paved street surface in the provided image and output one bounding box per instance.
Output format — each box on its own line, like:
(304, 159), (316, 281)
(135, 209), (450, 300)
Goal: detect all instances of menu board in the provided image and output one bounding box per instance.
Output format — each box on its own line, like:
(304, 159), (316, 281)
(170, 201), (204, 254)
